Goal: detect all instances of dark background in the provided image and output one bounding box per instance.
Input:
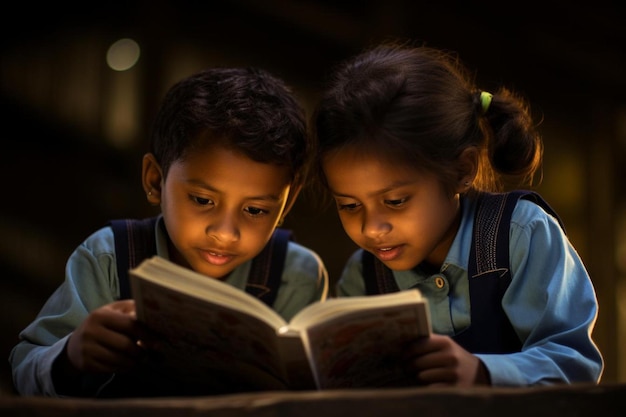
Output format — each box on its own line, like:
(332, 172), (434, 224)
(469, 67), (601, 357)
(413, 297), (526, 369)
(1, 0), (625, 392)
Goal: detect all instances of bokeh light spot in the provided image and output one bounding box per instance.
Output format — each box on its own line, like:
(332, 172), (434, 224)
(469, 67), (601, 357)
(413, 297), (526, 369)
(106, 38), (140, 71)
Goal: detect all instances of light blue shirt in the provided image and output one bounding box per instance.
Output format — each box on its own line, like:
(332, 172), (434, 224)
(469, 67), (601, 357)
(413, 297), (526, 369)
(337, 197), (604, 386)
(10, 216), (328, 396)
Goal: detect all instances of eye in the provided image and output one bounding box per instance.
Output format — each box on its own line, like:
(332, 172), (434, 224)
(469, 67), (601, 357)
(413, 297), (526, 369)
(191, 195), (214, 206)
(384, 197), (409, 207)
(244, 206), (268, 217)
(337, 201), (361, 212)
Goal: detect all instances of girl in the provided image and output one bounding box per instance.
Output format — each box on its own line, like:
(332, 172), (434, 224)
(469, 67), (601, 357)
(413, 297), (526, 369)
(312, 42), (603, 387)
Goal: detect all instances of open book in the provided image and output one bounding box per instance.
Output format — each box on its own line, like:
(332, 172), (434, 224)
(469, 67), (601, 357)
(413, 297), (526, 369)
(130, 256), (431, 391)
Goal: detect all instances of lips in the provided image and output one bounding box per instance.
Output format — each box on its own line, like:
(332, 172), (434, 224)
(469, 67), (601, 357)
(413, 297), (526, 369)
(200, 249), (235, 266)
(372, 245), (403, 262)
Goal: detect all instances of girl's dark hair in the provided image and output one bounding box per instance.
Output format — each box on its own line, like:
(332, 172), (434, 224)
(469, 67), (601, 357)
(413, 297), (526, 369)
(312, 41), (542, 195)
(151, 67), (310, 188)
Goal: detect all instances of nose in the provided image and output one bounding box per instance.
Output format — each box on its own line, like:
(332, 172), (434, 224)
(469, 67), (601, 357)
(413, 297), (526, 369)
(361, 209), (391, 240)
(206, 210), (240, 242)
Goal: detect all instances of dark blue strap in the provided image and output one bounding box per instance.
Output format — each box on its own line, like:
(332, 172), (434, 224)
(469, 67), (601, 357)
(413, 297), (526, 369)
(457, 190), (565, 353)
(362, 250), (398, 295)
(469, 190), (565, 280)
(109, 217), (158, 300)
(247, 228), (293, 307)
(458, 192), (524, 352)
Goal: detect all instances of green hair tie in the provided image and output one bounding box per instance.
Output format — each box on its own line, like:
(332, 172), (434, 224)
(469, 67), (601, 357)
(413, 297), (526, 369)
(480, 91), (493, 114)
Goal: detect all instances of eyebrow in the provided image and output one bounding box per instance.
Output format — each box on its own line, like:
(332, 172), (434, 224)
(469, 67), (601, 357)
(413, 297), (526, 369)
(186, 179), (284, 202)
(331, 179), (415, 199)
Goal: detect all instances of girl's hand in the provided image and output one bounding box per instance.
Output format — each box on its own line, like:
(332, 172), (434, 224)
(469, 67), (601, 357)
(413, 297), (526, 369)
(404, 333), (490, 387)
(65, 299), (143, 374)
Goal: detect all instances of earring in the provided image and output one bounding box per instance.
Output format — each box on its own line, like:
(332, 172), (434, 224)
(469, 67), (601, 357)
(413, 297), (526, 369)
(148, 190), (153, 197)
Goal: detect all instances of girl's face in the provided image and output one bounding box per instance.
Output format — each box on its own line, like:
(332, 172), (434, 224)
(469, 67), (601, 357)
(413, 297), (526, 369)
(159, 146), (292, 279)
(322, 148), (461, 271)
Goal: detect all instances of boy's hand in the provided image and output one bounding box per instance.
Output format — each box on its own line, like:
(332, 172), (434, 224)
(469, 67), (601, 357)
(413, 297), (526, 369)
(66, 299), (143, 374)
(404, 333), (490, 387)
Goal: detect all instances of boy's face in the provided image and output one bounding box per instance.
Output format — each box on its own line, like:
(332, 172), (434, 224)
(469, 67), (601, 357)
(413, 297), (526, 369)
(322, 147), (461, 271)
(159, 145), (292, 279)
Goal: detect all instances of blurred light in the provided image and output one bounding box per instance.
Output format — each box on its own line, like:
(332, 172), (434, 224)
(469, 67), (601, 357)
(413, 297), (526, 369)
(106, 38), (140, 71)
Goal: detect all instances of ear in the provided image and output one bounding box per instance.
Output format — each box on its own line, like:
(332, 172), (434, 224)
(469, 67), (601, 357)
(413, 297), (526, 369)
(455, 146), (479, 193)
(277, 183), (303, 225)
(142, 153), (163, 205)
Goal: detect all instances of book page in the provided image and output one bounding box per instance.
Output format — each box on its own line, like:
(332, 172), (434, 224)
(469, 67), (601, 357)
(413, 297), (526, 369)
(288, 290), (425, 330)
(275, 333), (317, 390)
(131, 256), (287, 329)
(130, 257), (292, 390)
(300, 297), (430, 389)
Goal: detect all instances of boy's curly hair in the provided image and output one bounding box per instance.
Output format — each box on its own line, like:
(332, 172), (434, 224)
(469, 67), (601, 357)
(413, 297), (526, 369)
(151, 67), (310, 188)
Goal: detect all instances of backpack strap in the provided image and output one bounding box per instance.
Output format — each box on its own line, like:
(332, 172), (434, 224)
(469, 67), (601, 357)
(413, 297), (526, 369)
(457, 190), (565, 353)
(109, 217), (159, 300)
(362, 249), (399, 295)
(469, 190), (565, 279)
(246, 228), (294, 306)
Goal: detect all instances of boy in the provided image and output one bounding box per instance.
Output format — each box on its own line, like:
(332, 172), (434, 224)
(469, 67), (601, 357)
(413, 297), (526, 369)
(10, 67), (328, 397)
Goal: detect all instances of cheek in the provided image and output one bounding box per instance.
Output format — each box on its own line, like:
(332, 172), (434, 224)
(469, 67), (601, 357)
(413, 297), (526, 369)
(338, 214), (362, 238)
(160, 182), (181, 213)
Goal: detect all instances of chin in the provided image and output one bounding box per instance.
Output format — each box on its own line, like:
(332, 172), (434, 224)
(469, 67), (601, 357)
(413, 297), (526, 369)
(381, 258), (419, 272)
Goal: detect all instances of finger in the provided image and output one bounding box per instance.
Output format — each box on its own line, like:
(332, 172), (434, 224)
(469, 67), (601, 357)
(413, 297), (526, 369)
(410, 350), (456, 370)
(417, 367), (455, 382)
(404, 334), (447, 358)
(80, 317), (143, 359)
(106, 299), (137, 317)
(92, 306), (141, 340)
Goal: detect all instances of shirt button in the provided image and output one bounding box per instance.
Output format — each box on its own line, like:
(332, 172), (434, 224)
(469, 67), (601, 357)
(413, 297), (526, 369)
(434, 275), (445, 289)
